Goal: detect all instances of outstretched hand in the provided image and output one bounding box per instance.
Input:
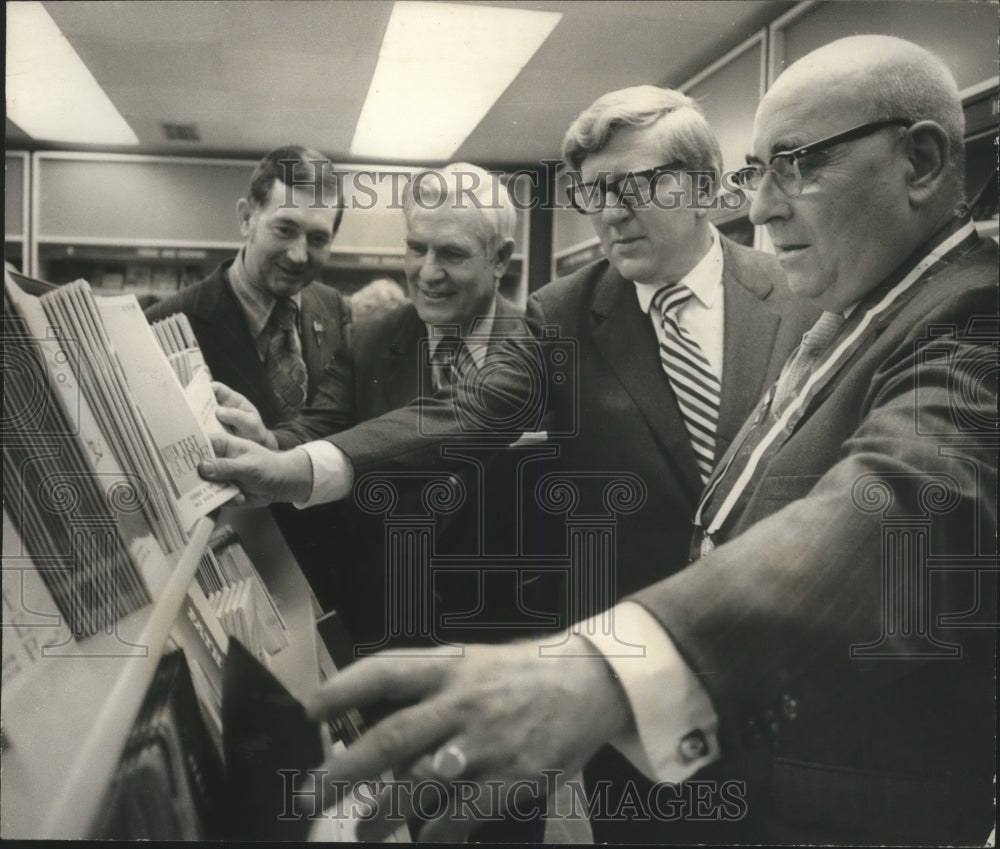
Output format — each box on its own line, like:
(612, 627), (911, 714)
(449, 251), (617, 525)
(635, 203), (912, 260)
(212, 381), (279, 449)
(304, 636), (633, 842)
(199, 431), (313, 507)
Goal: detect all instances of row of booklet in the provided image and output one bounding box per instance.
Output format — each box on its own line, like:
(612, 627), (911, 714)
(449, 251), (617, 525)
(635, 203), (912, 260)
(2, 267), (301, 712)
(3, 269), (236, 640)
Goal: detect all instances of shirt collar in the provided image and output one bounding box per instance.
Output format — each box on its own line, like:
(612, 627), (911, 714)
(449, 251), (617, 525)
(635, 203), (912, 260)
(426, 296), (498, 369)
(634, 224), (723, 314)
(227, 248), (302, 345)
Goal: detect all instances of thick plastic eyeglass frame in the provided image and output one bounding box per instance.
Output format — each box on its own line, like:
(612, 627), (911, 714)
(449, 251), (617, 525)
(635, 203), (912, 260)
(568, 160), (686, 214)
(735, 117), (914, 196)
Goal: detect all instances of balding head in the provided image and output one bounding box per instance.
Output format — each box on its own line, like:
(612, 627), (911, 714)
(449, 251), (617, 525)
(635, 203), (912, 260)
(769, 35), (965, 188)
(748, 36), (967, 311)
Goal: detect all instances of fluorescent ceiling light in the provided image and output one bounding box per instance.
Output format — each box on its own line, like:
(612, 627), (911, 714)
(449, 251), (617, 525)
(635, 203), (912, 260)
(352, 1), (561, 160)
(6, 2), (138, 144)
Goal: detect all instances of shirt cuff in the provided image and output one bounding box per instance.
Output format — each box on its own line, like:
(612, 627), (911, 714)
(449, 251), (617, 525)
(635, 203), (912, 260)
(578, 601), (719, 783)
(295, 440), (354, 508)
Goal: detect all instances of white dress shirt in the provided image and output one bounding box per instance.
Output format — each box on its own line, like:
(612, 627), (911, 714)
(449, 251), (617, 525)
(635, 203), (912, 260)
(633, 223), (725, 382)
(581, 603), (719, 782)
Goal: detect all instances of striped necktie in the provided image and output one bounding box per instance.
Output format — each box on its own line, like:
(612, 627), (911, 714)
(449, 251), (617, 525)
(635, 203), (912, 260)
(653, 283), (721, 483)
(264, 297), (308, 420)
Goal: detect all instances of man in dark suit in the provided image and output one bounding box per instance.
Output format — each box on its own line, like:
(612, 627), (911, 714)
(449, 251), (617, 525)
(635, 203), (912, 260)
(145, 145), (351, 587)
(243, 37), (995, 845)
(145, 145), (350, 427)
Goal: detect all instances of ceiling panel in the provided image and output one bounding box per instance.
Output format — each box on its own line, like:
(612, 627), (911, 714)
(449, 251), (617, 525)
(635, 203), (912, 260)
(458, 1), (786, 164)
(34, 0), (794, 165)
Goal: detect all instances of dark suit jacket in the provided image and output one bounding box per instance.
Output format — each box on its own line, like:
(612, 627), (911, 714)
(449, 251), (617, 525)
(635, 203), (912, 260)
(144, 261), (351, 427)
(523, 237), (817, 602)
(275, 296), (540, 648)
(633, 232), (997, 844)
(275, 295), (522, 445)
(332, 237), (817, 605)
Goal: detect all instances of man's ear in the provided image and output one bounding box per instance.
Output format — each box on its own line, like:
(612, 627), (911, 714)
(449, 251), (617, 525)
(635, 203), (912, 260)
(236, 197), (253, 236)
(903, 120), (950, 206)
(493, 239), (515, 279)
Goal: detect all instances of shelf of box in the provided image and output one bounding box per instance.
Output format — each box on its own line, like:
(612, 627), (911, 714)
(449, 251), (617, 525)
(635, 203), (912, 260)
(217, 506), (326, 700)
(0, 516), (215, 840)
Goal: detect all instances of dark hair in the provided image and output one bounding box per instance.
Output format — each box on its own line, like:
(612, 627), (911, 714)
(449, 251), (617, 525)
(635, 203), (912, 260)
(249, 145), (344, 232)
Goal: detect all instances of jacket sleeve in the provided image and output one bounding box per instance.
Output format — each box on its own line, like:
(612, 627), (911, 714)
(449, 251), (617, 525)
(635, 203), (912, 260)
(325, 298), (551, 473)
(631, 281), (997, 750)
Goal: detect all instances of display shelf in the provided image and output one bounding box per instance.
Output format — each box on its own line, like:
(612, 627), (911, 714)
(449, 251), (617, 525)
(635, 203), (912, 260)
(1, 517), (214, 840)
(217, 506), (327, 700)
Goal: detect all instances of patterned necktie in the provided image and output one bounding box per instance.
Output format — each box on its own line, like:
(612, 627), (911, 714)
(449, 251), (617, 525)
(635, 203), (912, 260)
(430, 337), (467, 392)
(653, 283), (721, 483)
(770, 310), (846, 414)
(264, 297), (308, 420)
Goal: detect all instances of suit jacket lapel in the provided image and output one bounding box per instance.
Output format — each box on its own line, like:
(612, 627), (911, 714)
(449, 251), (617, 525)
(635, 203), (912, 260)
(191, 270), (260, 377)
(194, 268), (278, 420)
(382, 306), (427, 410)
(298, 286), (327, 398)
(486, 295), (523, 346)
(589, 265), (704, 499)
(716, 245), (781, 459)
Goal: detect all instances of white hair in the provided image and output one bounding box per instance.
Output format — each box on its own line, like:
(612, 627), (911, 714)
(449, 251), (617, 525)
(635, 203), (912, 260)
(402, 162), (516, 251)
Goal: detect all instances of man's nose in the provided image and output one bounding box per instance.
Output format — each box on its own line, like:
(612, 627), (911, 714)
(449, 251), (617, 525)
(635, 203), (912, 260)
(419, 251), (445, 282)
(598, 195), (632, 226)
(286, 233), (309, 263)
(748, 172), (790, 226)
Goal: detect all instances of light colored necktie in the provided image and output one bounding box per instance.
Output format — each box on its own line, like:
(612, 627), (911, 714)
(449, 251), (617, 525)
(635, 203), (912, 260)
(771, 310), (846, 413)
(653, 283), (721, 483)
(265, 297), (308, 420)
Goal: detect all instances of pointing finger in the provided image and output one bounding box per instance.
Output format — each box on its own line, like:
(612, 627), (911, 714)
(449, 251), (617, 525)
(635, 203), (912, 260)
(305, 653), (449, 720)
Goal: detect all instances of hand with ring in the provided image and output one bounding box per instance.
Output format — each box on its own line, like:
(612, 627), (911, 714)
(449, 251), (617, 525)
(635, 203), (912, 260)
(303, 637), (634, 842)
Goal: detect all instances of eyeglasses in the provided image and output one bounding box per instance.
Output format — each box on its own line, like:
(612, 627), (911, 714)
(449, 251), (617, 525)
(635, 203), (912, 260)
(568, 161), (686, 214)
(734, 118), (914, 198)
